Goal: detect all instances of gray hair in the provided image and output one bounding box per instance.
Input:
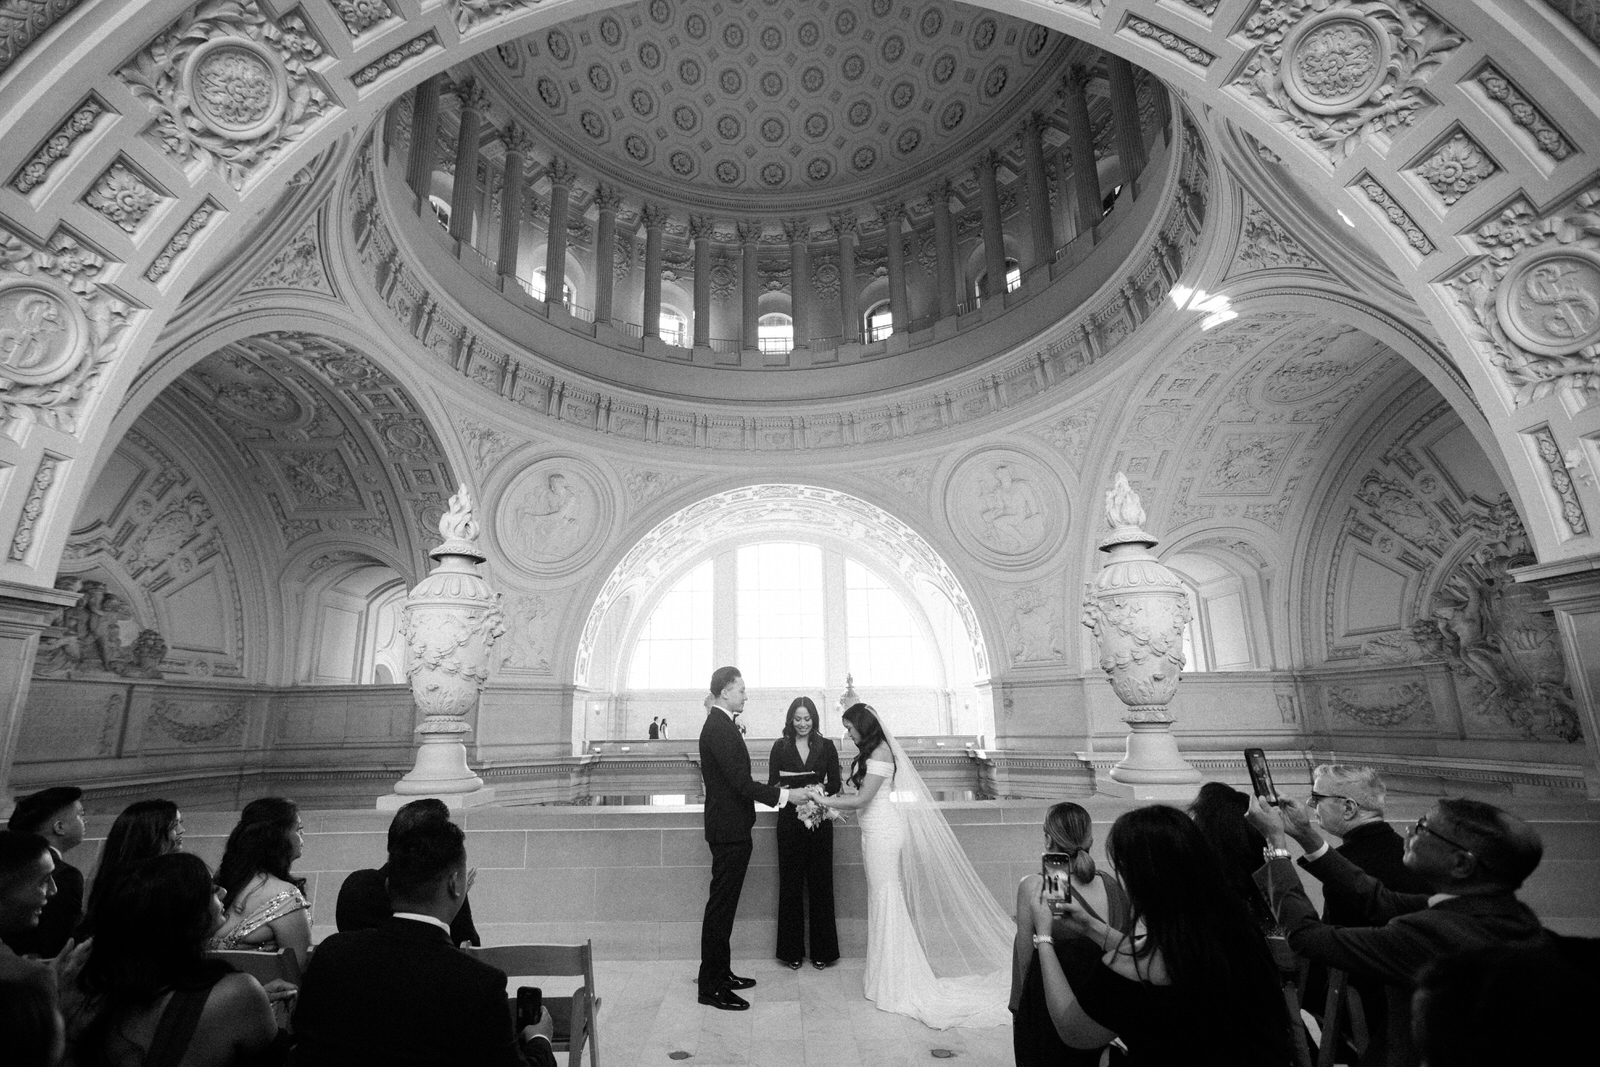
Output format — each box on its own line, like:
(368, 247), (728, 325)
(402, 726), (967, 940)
(1313, 764), (1387, 815)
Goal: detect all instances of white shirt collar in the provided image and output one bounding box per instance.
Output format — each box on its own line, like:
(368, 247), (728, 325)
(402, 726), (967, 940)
(391, 911), (453, 935)
(1427, 893), (1458, 907)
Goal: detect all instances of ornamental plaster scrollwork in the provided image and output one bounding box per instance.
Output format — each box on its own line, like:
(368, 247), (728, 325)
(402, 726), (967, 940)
(332, 0), (394, 36)
(1325, 682), (1431, 728)
(82, 160), (166, 233)
(0, 226), (132, 437)
(1445, 187), (1600, 406)
(453, 412), (518, 475)
(497, 591), (556, 673)
(1473, 66), (1573, 163)
(0, 0), (81, 78)
(146, 699), (246, 746)
(869, 461), (937, 502)
(1236, 0), (1462, 161)
(1003, 580), (1066, 666)
(621, 467), (692, 504)
(118, 0), (332, 191)
(1410, 130), (1498, 207)
(246, 220), (334, 295)
(11, 96), (105, 195)
(1230, 196), (1323, 275)
(448, 0), (535, 34)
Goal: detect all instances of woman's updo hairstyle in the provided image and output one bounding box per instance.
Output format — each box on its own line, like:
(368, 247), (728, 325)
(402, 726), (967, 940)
(1044, 801), (1097, 884)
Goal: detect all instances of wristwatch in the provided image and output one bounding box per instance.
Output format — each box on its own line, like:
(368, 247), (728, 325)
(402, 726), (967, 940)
(1031, 934), (1054, 946)
(1263, 846), (1292, 861)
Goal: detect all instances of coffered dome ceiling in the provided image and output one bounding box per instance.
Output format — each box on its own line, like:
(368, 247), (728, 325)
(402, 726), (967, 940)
(479, 0), (1072, 211)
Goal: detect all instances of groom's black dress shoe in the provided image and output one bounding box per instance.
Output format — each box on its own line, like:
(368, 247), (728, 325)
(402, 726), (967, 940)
(699, 987), (750, 1010)
(723, 972), (757, 990)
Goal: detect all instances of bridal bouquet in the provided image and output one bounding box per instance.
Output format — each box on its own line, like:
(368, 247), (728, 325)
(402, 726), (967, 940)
(795, 797), (844, 831)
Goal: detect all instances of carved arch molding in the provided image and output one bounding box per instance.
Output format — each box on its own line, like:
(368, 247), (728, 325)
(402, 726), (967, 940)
(1, 0), (1598, 589)
(573, 483), (991, 687)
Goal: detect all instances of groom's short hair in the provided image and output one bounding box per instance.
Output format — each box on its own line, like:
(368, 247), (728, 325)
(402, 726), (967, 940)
(710, 665), (741, 697)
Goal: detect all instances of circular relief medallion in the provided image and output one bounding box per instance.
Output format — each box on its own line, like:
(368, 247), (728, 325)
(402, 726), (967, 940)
(890, 81), (915, 109)
(497, 461), (612, 576)
(761, 25), (783, 50)
(804, 113), (828, 137)
(871, 0), (892, 16)
(640, 42), (663, 69)
(881, 35), (905, 62)
(761, 71), (785, 96)
(940, 101), (966, 131)
(630, 88), (656, 117)
(599, 16), (622, 46)
(1495, 246), (1600, 356)
(896, 127), (922, 154)
(931, 53), (956, 84)
(919, 7), (943, 37)
(677, 57), (701, 83)
(670, 151), (696, 176)
(715, 160), (742, 184)
(184, 38), (286, 141)
(673, 104), (698, 131)
(717, 114), (743, 139)
(847, 100), (873, 127)
(1281, 11), (1392, 116)
(546, 29), (572, 62)
(685, 12), (708, 38)
(801, 66), (826, 92)
(806, 157), (832, 182)
(648, 0), (672, 24)
(842, 54), (866, 80)
(761, 162), (787, 185)
(587, 64), (612, 93)
(760, 116), (786, 142)
(983, 65), (1008, 98)
(0, 280), (87, 386)
(944, 450), (1065, 571)
(536, 77), (562, 108)
(624, 134), (650, 161)
(852, 146), (876, 171)
(579, 110), (606, 138)
(719, 68), (744, 94)
(798, 21), (820, 47)
(724, 22), (746, 48)
(971, 17), (997, 51)
(836, 10), (858, 34)
(1025, 24), (1049, 57)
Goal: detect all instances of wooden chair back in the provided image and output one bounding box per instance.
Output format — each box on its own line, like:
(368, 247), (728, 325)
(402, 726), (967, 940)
(466, 941), (599, 1067)
(208, 946), (303, 985)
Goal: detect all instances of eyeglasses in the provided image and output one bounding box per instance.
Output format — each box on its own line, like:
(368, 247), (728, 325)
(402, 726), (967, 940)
(1410, 813), (1486, 866)
(1310, 792), (1353, 806)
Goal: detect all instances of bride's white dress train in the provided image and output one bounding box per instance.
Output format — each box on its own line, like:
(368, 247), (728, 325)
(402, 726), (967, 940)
(857, 757), (1012, 1029)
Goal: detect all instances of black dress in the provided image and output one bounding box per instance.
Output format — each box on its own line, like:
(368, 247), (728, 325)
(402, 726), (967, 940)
(1012, 872), (1131, 1067)
(767, 733), (843, 965)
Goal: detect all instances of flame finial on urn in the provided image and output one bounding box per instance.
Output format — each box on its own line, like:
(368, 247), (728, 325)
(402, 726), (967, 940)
(433, 483), (485, 561)
(1098, 472), (1158, 551)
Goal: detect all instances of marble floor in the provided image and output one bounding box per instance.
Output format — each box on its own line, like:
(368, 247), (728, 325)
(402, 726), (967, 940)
(561, 956), (1012, 1067)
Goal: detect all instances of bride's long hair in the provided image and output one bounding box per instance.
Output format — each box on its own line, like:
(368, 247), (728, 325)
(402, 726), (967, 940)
(842, 702), (894, 788)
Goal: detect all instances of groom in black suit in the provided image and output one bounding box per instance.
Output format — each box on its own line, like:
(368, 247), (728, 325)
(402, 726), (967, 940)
(697, 665), (792, 1010)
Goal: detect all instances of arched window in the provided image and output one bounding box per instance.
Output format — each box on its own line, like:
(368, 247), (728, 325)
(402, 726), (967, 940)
(845, 560), (932, 683)
(627, 560), (713, 688)
(528, 268), (573, 307)
(301, 566), (407, 684)
(659, 306), (688, 347)
(737, 543), (825, 686)
(758, 311), (793, 354)
(427, 195), (451, 231)
(1167, 551), (1261, 672)
(864, 301), (893, 342)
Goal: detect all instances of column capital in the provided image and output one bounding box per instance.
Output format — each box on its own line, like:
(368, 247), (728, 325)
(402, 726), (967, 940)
(925, 180), (953, 209)
(1023, 110), (1052, 138)
(783, 218), (810, 244)
(593, 183), (623, 212)
(736, 220), (763, 244)
(829, 211), (858, 240)
(547, 157), (577, 187)
(641, 202), (669, 230)
(1063, 63), (1093, 96)
(875, 201), (906, 230)
(451, 77), (491, 113)
(688, 214), (715, 240)
(500, 122), (534, 160)
(974, 148), (1002, 177)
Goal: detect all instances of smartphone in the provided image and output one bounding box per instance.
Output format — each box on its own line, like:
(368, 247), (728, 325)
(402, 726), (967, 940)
(1244, 747), (1279, 804)
(1041, 851), (1076, 907)
(516, 986), (543, 1030)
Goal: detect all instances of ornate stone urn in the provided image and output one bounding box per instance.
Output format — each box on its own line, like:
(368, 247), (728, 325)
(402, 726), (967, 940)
(381, 485), (506, 808)
(1081, 473), (1201, 793)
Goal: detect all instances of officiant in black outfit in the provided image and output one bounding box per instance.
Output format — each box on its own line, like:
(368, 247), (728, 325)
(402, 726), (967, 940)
(768, 696), (842, 969)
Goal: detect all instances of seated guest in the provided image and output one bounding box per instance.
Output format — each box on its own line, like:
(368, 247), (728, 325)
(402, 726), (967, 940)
(292, 819), (555, 1066)
(1028, 805), (1290, 1066)
(1411, 942), (1598, 1067)
(77, 799), (184, 941)
(1249, 795), (1551, 1067)
(5, 787), (84, 959)
(209, 798), (311, 964)
(1188, 781), (1275, 931)
(66, 852), (285, 1067)
(1, 831), (59, 982)
(335, 798), (480, 946)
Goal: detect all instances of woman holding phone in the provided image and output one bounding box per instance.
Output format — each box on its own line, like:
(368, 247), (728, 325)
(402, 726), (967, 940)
(767, 696), (842, 969)
(1010, 802), (1129, 1067)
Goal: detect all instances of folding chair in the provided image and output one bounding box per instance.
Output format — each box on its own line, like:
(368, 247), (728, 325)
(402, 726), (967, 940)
(1266, 935), (1315, 1067)
(466, 941), (599, 1067)
(208, 946), (303, 985)
(1312, 967), (1369, 1067)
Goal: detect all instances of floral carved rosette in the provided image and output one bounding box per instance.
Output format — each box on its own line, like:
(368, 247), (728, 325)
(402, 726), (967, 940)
(1081, 474), (1191, 722)
(1236, 0), (1462, 160)
(118, 0), (331, 190)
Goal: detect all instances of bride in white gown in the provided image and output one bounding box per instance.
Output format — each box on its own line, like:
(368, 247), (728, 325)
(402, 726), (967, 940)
(810, 702), (1014, 1029)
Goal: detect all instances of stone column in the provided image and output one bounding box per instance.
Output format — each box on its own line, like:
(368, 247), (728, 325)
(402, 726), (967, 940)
(543, 158), (576, 306)
(1107, 55), (1147, 195)
(878, 202), (909, 334)
(928, 182), (959, 318)
(380, 486), (505, 810)
(975, 150), (1007, 300)
(0, 582), (81, 802)
(1081, 473), (1201, 797)
(738, 220), (761, 351)
(690, 215), (713, 348)
(496, 123), (531, 279)
(592, 185), (621, 324)
(831, 211), (859, 343)
(785, 218), (811, 349)
(1022, 112), (1056, 263)
(641, 203), (666, 338)
(1062, 65), (1103, 236)
(449, 78), (489, 245)
(405, 74), (444, 201)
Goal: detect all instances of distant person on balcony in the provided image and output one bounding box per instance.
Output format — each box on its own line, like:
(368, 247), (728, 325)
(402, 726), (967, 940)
(648, 717), (660, 740)
(337, 798), (480, 947)
(4, 787), (86, 959)
(659, 718), (669, 739)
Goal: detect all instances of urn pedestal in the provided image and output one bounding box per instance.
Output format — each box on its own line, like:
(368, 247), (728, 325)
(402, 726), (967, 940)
(1082, 474), (1201, 798)
(379, 486), (505, 810)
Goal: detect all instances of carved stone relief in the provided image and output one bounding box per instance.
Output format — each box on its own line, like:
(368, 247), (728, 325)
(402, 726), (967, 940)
(82, 160), (166, 233)
(34, 576), (168, 679)
(1410, 130), (1498, 207)
(1201, 433), (1298, 494)
(1004, 580), (1066, 665)
(944, 449), (1062, 570)
(495, 458), (612, 577)
(246, 220), (334, 294)
(621, 467), (692, 504)
(145, 698), (247, 747)
(1326, 681), (1432, 728)
(1028, 403), (1099, 470)
(1229, 197), (1323, 275)
(497, 591), (555, 673)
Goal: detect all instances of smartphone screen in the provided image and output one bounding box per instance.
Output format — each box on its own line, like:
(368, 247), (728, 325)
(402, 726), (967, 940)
(516, 986), (542, 1030)
(1244, 747), (1279, 804)
(1041, 851), (1074, 905)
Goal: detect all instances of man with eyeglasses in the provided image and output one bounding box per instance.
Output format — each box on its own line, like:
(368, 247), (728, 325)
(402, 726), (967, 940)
(1247, 795), (1549, 1067)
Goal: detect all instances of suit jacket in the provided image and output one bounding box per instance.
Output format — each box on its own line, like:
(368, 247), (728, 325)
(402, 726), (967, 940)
(767, 735), (842, 820)
(700, 706), (780, 844)
(335, 864), (481, 946)
(1262, 849), (1550, 1067)
(292, 916), (552, 1067)
(2, 853), (82, 958)
(1318, 821), (1431, 926)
